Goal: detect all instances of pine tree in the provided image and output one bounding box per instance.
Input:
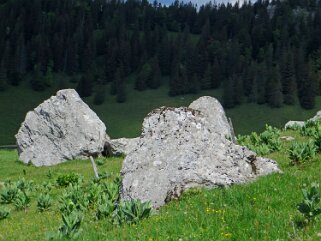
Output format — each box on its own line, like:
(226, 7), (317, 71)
(116, 80), (126, 103)
(169, 67), (180, 97)
(281, 51), (296, 105)
(201, 64), (212, 90)
(223, 77), (235, 108)
(93, 86), (106, 105)
(266, 66), (283, 108)
(30, 64), (45, 91)
(233, 75), (243, 105)
(135, 63), (151, 91)
(256, 62), (267, 105)
(119, 39), (131, 75)
(296, 45), (315, 109)
(76, 72), (93, 97)
(66, 37), (79, 75)
(130, 29), (141, 72)
(158, 35), (171, 76)
(298, 65), (315, 109)
(149, 57), (161, 89)
(0, 61), (8, 91)
(248, 76), (258, 103)
(211, 59), (221, 89)
(44, 63), (54, 87)
(57, 79), (68, 91)
(105, 39), (119, 82)
(188, 74), (199, 94)
(114, 67), (126, 103)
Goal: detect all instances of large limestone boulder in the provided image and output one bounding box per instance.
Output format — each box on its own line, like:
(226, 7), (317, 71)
(189, 96), (232, 137)
(16, 89), (107, 166)
(108, 138), (139, 156)
(121, 106), (280, 208)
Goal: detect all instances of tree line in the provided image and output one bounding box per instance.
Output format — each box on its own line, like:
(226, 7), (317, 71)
(0, 0), (321, 109)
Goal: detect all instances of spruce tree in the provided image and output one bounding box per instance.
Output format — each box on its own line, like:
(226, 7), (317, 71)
(44, 64), (54, 87)
(0, 61), (8, 91)
(66, 37), (79, 75)
(57, 79), (68, 91)
(211, 59), (221, 89)
(135, 63), (151, 91)
(169, 67), (180, 96)
(105, 39), (118, 82)
(110, 78), (117, 96)
(30, 64), (45, 91)
(233, 75), (243, 105)
(201, 64), (212, 90)
(76, 71), (93, 97)
(256, 62), (267, 105)
(296, 45), (315, 109)
(116, 80), (126, 103)
(158, 35), (171, 76)
(149, 57), (161, 89)
(267, 66), (283, 108)
(114, 67), (126, 103)
(223, 77), (235, 109)
(281, 51), (296, 105)
(298, 65), (315, 109)
(94, 86), (106, 105)
(189, 74), (199, 94)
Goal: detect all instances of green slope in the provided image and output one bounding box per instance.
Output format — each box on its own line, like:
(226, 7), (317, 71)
(1, 80), (321, 145)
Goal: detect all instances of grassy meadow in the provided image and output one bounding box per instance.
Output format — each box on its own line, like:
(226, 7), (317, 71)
(1, 127), (321, 240)
(1, 77), (321, 145)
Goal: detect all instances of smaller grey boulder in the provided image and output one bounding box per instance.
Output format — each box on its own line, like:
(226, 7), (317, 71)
(108, 138), (139, 156)
(16, 89), (107, 166)
(189, 96), (232, 138)
(280, 136), (295, 141)
(284, 121), (305, 130)
(310, 111), (321, 122)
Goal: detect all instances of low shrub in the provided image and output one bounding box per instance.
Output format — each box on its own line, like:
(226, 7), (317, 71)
(0, 207), (10, 220)
(87, 183), (102, 206)
(101, 182), (120, 203)
(237, 125), (282, 155)
(96, 199), (115, 220)
(59, 211), (83, 239)
(0, 183), (19, 204)
(112, 199), (152, 225)
(297, 183), (321, 223)
(98, 171), (111, 179)
(313, 132), (321, 152)
(41, 181), (53, 193)
(251, 144), (271, 156)
(16, 178), (34, 192)
(37, 193), (52, 212)
(300, 120), (321, 137)
(95, 158), (106, 166)
(14, 191), (31, 211)
(288, 141), (316, 165)
(59, 185), (89, 215)
(56, 173), (83, 187)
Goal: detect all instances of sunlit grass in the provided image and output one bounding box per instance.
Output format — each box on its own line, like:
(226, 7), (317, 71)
(1, 128), (321, 240)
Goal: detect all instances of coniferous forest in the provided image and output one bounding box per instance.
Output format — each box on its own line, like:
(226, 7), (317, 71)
(0, 0), (321, 109)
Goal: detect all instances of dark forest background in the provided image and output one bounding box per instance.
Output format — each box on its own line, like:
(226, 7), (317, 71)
(0, 0), (321, 109)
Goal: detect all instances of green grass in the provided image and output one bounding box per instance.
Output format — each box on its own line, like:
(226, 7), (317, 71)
(1, 78), (321, 145)
(1, 128), (321, 240)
